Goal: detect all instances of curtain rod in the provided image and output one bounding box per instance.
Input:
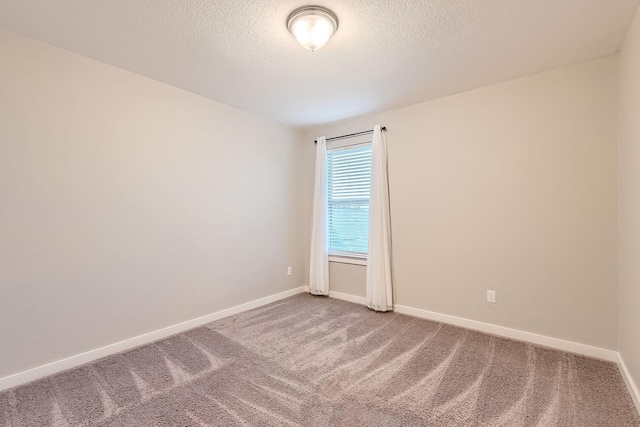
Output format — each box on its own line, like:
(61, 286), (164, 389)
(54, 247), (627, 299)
(314, 126), (387, 144)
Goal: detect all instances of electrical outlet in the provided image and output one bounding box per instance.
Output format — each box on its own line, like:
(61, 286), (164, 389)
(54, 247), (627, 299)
(287, 267), (292, 276)
(487, 290), (496, 304)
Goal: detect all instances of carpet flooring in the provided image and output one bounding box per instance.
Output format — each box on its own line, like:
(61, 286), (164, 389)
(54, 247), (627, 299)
(1, 293), (638, 426)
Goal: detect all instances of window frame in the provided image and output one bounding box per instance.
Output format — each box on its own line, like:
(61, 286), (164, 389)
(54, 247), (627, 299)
(326, 141), (372, 262)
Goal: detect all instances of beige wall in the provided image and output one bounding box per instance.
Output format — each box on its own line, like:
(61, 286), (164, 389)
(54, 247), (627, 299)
(619, 7), (640, 396)
(330, 263), (367, 298)
(0, 30), (307, 378)
(306, 56), (619, 350)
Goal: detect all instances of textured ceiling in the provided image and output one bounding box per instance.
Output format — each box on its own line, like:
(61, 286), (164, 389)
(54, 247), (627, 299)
(0, 0), (638, 128)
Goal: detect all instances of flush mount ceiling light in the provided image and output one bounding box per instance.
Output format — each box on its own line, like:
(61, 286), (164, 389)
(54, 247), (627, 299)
(287, 6), (338, 52)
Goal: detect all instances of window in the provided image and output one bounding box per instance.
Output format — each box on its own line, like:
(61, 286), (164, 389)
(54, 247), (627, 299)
(327, 144), (372, 257)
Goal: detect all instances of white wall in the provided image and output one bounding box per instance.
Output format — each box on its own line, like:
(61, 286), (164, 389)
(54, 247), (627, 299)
(0, 29), (307, 378)
(618, 6), (640, 399)
(305, 56), (619, 350)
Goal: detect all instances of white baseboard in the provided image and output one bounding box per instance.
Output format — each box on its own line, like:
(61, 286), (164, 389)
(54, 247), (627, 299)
(393, 304), (617, 362)
(0, 286), (307, 392)
(329, 290), (368, 305)
(306, 289), (637, 413)
(310, 288), (617, 362)
(617, 352), (640, 414)
(302, 286), (368, 306)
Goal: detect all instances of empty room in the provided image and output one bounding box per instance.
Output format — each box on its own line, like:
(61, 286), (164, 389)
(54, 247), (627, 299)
(1, 0), (640, 425)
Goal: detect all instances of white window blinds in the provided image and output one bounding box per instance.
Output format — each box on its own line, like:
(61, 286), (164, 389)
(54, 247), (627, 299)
(327, 144), (372, 255)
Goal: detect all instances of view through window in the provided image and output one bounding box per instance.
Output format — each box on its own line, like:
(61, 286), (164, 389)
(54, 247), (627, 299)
(327, 144), (372, 256)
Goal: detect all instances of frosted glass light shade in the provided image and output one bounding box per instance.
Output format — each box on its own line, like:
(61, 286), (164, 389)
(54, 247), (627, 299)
(287, 6), (338, 52)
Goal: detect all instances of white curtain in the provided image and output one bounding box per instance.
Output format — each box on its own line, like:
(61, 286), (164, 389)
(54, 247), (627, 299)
(366, 125), (393, 311)
(309, 136), (330, 295)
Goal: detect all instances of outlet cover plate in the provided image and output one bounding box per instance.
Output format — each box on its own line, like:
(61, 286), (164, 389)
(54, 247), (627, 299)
(487, 290), (496, 303)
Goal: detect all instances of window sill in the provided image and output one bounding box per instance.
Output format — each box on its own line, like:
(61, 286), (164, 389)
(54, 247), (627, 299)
(328, 255), (367, 266)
